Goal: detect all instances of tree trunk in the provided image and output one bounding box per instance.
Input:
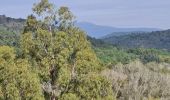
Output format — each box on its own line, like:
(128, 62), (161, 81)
(51, 96), (56, 100)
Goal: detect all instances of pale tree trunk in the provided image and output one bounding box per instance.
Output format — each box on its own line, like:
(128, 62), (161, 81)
(51, 90), (56, 100)
(51, 95), (56, 100)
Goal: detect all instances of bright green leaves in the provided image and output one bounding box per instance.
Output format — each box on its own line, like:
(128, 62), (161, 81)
(37, 28), (51, 41)
(57, 66), (71, 88)
(69, 29), (101, 74)
(0, 46), (15, 61)
(5, 83), (20, 100)
(76, 73), (114, 100)
(75, 48), (100, 74)
(60, 93), (79, 100)
(14, 60), (44, 99)
(0, 46), (44, 100)
(21, 32), (35, 54)
(36, 28), (51, 56)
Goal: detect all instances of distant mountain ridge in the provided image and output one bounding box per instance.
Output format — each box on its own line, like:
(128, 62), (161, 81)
(0, 15), (25, 33)
(0, 15), (170, 51)
(0, 15), (161, 38)
(102, 29), (170, 50)
(101, 31), (148, 39)
(0, 15), (25, 24)
(76, 22), (161, 38)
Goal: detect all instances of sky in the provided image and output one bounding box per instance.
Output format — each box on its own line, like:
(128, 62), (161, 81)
(0, 0), (170, 29)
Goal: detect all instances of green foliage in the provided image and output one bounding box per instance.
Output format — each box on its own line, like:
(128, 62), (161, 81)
(32, 0), (53, 16)
(2, 0), (170, 100)
(0, 46), (44, 100)
(0, 85), (4, 100)
(58, 6), (75, 31)
(0, 15), (24, 33)
(0, 15), (24, 47)
(0, 26), (19, 46)
(95, 47), (136, 65)
(103, 29), (170, 50)
(60, 93), (79, 100)
(75, 73), (115, 100)
(0, 46), (15, 60)
(95, 47), (170, 66)
(87, 36), (112, 48)
(19, 0), (113, 99)
(128, 48), (170, 63)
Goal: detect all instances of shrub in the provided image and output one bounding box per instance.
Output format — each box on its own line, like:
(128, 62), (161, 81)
(102, 61), (170, 100)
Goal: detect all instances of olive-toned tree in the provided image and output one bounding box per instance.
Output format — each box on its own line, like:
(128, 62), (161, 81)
(0, 46), (44, 100)
(20, 0), (114, 99)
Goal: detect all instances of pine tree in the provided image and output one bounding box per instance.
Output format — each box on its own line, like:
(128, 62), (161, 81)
(20, 0), (114, 99)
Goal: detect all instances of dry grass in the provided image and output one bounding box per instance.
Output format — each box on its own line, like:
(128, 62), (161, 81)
(102, 61), (170, 100)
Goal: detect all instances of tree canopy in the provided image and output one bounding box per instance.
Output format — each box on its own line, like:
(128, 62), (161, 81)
(0, 0), (114, 100)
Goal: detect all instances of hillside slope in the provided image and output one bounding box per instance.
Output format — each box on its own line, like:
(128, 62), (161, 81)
(0, 15), (24, 33)
(103, 30), (170, 50)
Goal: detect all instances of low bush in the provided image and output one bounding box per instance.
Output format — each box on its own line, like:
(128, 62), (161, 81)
(102, 61), (170, 100)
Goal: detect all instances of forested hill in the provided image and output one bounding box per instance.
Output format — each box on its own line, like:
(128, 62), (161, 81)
(1, 15), (170, 51)
(0, 15), (25, 24)
(0, 15), (25, 46)
(102, 29), (170, 50)
(0, 15), (25, 33)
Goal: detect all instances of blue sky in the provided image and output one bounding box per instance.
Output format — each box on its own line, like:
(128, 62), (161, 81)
(0, 0), (170, 29)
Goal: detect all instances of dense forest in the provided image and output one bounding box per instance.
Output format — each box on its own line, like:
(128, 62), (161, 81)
(1, 0), (170, 100)
(103, 30), (170, 50)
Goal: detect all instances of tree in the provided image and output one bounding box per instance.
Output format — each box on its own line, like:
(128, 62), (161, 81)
(0, 46), (44, 100)
(20, 0), (114, 99)
(0, 85), (4, 100)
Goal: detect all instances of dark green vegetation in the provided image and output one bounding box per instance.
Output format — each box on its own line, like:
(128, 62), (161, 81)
(95, 47), (136, 65)
(103, 30), (170, 50)
(88, 33), (170, 66)
(95, 47), (170, 66)
(0, 26), (19, 46)
(0, 15), (24, 47)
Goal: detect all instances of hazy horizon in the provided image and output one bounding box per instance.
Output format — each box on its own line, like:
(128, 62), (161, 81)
(0, 0), (170, 29)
